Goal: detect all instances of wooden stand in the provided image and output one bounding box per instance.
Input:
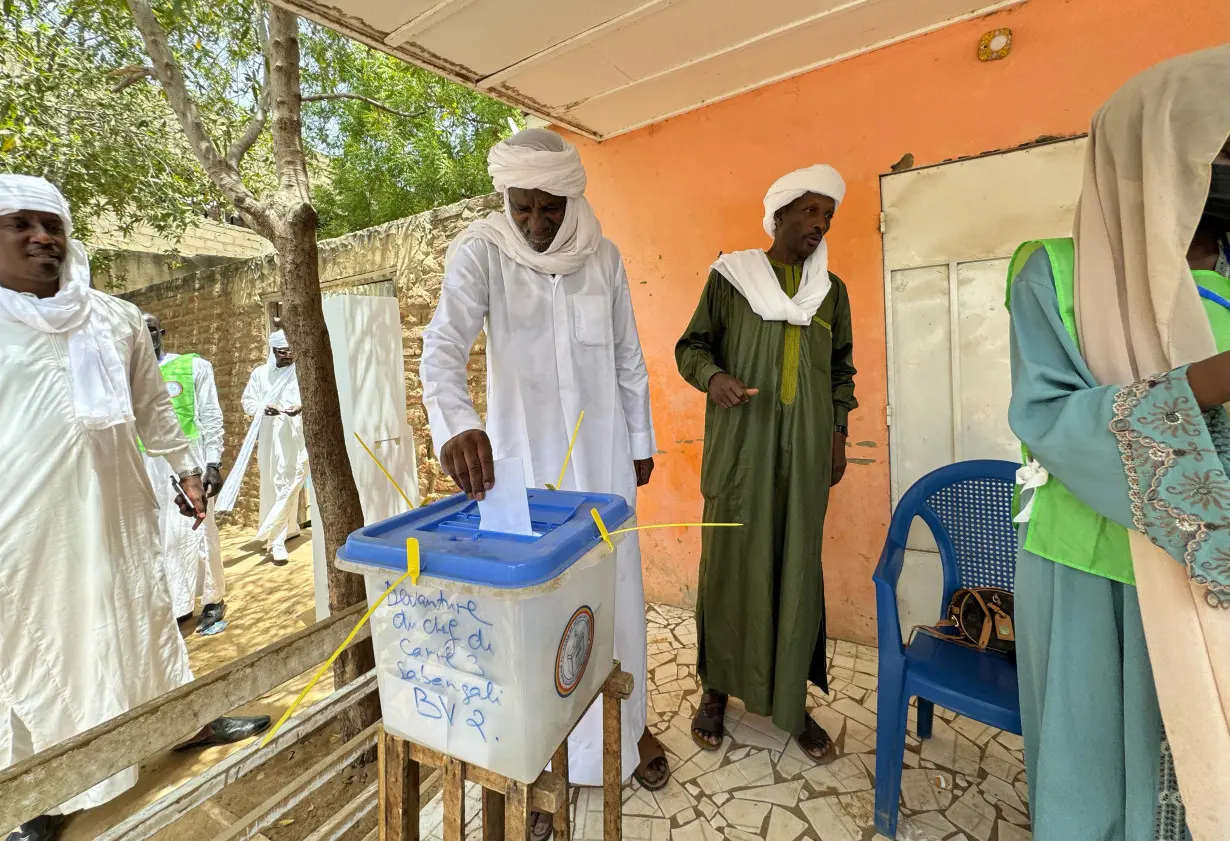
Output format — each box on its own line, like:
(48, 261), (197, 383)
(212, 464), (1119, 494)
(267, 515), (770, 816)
(379, 665), (634, 841)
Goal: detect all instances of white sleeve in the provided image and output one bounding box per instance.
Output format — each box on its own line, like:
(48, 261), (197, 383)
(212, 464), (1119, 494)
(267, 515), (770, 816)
(127, 309), (194, 474)
(610, 252), (656, 460)
(194, 357), (225, 465)
(421, 242), (489, 458)
(241, 367), (264, 417)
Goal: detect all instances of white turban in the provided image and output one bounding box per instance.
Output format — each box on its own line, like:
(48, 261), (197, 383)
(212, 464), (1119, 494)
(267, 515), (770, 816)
(266, 328), (290, 368)
(446, 129), (603, 276)
(712, 163), (846, 325)
(762, 164), (846, 237)
(488, 128), (588, 197)
(0, 174), (134, 429)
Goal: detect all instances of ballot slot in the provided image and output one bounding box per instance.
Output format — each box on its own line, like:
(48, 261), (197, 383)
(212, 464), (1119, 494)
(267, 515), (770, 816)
(340, 488), (620, 589)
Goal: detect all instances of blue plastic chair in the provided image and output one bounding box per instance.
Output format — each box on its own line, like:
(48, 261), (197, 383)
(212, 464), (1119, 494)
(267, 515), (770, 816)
(872, 460), (1022, 838)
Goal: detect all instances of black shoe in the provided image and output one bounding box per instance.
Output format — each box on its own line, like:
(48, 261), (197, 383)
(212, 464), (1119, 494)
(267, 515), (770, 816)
(196, 602), (226, 634)
(174, 715), (272, 750)
(176, 612), (194, 624)
(7, 815), (63, 841)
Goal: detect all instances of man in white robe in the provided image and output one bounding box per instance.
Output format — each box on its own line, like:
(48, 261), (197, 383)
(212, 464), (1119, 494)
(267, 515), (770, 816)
(421, 129), (666, 834)
(0, 175), (269, 841)
(141, 313), (227, 633)
(220, 331), (306, 562)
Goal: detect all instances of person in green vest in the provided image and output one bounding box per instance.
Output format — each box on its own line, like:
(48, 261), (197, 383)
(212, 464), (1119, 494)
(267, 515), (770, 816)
(676, 163), (857, 760)
(142, 313), (228, 634)
(1006, 46), (1230, 841)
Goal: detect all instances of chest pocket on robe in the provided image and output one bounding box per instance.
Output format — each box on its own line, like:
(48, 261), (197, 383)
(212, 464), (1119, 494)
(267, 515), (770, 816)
(806, 288), (838, 373)
(570, 294), (612, 347)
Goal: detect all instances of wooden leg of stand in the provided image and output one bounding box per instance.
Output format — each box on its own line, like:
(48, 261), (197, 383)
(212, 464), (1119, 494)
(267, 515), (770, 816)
(504, 781), (531, 841)
(551, 741), (571, 841)
(379, 730), (420, 841)
(482, 787), (506, 841)
(443, 757), (465, 841)
(602, 680), (622, 841)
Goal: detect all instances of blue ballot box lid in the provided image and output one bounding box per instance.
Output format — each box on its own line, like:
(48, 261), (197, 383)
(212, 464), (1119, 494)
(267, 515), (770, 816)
(337, 488), (633, 589)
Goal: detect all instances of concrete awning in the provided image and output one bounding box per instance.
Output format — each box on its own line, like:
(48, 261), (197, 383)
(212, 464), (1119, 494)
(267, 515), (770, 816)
(273, 0), (1021, 140)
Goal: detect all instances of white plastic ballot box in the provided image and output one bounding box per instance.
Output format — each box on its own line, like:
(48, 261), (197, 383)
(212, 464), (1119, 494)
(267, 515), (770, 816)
(336, 488), (634, 784)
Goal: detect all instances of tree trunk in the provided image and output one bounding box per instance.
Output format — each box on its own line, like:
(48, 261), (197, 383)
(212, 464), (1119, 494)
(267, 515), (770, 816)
(125, 0), (380, 740)
(273, 202), (377, 737)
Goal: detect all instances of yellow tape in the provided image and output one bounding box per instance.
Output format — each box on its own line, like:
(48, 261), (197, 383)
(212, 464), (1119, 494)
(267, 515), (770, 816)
(550, 411), (585, 491)
(609, 522), (742, 536)
(353, 432), (415, 511)
(591, 509), (742, 548)
(261, 538), (421, 747)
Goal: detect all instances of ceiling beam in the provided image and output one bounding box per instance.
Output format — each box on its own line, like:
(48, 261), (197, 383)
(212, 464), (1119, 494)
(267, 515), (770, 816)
(385, 0), (480, 47)
(477, 0), (683, 91)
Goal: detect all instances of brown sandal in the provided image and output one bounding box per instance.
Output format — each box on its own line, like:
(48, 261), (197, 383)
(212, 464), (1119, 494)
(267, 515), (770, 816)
(691, 691), (727, 751)
(633, 732), (671, 791)
(797, 715), (838, 764)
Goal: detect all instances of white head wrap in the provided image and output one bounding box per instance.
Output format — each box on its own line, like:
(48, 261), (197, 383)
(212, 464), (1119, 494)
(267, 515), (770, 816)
(446, 129), (603, 276)
(712, 164), (846, 325)
(761, 164), (846, 236)
(0, 174), (134, 429)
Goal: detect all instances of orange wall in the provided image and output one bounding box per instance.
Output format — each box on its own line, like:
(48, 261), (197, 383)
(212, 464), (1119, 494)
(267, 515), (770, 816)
(570, 0), (1227, 643)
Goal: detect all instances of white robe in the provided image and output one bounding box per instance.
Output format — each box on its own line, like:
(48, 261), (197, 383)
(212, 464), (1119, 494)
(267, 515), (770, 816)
(421, 237), (655, 786)
(241, 363), (306, 549)
(142, 354), (225, 616)
(0, 291), (195, 814)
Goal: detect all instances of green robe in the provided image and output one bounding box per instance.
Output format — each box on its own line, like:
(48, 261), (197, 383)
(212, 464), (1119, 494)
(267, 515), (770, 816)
(675, 260), (857, 736)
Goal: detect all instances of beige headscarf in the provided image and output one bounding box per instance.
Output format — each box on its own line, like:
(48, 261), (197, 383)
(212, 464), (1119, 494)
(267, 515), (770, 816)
(1073, 44), (1230, 840)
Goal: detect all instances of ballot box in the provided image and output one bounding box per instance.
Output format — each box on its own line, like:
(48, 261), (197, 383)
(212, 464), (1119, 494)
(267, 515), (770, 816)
(336, 488), (633, 784)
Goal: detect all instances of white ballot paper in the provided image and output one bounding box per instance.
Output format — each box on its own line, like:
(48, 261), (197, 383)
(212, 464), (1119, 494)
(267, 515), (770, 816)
(479, 456), (533, 535)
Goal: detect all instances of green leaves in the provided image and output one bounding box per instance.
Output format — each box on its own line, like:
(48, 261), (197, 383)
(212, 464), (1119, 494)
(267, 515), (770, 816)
(3, 0), (518, 244)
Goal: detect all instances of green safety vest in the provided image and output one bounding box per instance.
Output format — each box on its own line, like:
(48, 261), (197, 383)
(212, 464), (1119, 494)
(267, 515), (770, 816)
(1005, 239), (1230, 585)
(138, 353), (200, 451)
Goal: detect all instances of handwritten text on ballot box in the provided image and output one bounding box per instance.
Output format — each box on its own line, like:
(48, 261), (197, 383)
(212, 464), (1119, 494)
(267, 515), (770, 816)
(340, 488), (633, 784)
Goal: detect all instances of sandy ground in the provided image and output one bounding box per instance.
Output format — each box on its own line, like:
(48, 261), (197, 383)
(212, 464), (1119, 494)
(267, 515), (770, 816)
(57, 524), (371, 841)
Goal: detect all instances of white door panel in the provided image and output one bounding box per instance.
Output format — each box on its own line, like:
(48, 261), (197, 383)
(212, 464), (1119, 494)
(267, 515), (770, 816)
(881, 138), (1086, 637)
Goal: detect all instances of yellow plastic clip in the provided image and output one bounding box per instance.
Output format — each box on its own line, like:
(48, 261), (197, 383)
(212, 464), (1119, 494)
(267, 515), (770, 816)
(260, 538), (421, 747)
(407, 536), (420, 587)
(590, 507), (613, 550)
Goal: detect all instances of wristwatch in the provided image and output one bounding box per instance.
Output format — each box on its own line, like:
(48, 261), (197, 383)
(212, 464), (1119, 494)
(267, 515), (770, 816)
(834, 424), (849, 436)
(177, 467), (204, 480)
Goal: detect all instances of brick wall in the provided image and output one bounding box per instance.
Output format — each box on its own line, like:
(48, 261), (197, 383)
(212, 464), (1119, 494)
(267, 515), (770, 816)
(124, 193), (500, 527)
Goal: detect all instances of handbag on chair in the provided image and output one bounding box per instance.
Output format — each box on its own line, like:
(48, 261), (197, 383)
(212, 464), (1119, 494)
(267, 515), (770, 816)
(911, 587), (1016, 659)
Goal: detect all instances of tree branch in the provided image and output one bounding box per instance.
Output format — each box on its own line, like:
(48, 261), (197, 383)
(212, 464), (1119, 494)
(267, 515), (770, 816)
(224, 12), (270, 170)
(301, 93), (426, 122)
(123, 0), (272, 239)
(223, 10), (271, 169)
(107, 65), (152, 94)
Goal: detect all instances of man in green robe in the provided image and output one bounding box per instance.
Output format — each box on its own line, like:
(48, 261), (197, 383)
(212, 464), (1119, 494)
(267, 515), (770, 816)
(675, 164), (857, 760)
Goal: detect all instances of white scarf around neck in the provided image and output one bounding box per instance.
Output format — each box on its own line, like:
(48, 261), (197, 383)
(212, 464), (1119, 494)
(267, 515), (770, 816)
(712, 164), (846, 325)
(712, 246), (833, 326)
(0, 175), (133, 429)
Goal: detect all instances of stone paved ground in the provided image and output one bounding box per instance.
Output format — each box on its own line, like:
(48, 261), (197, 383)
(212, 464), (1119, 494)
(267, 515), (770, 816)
(418, 604), (1033, 841)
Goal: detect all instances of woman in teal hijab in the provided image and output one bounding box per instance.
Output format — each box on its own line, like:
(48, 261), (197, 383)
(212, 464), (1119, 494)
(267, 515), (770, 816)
(1008, 46), (1230, 841)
